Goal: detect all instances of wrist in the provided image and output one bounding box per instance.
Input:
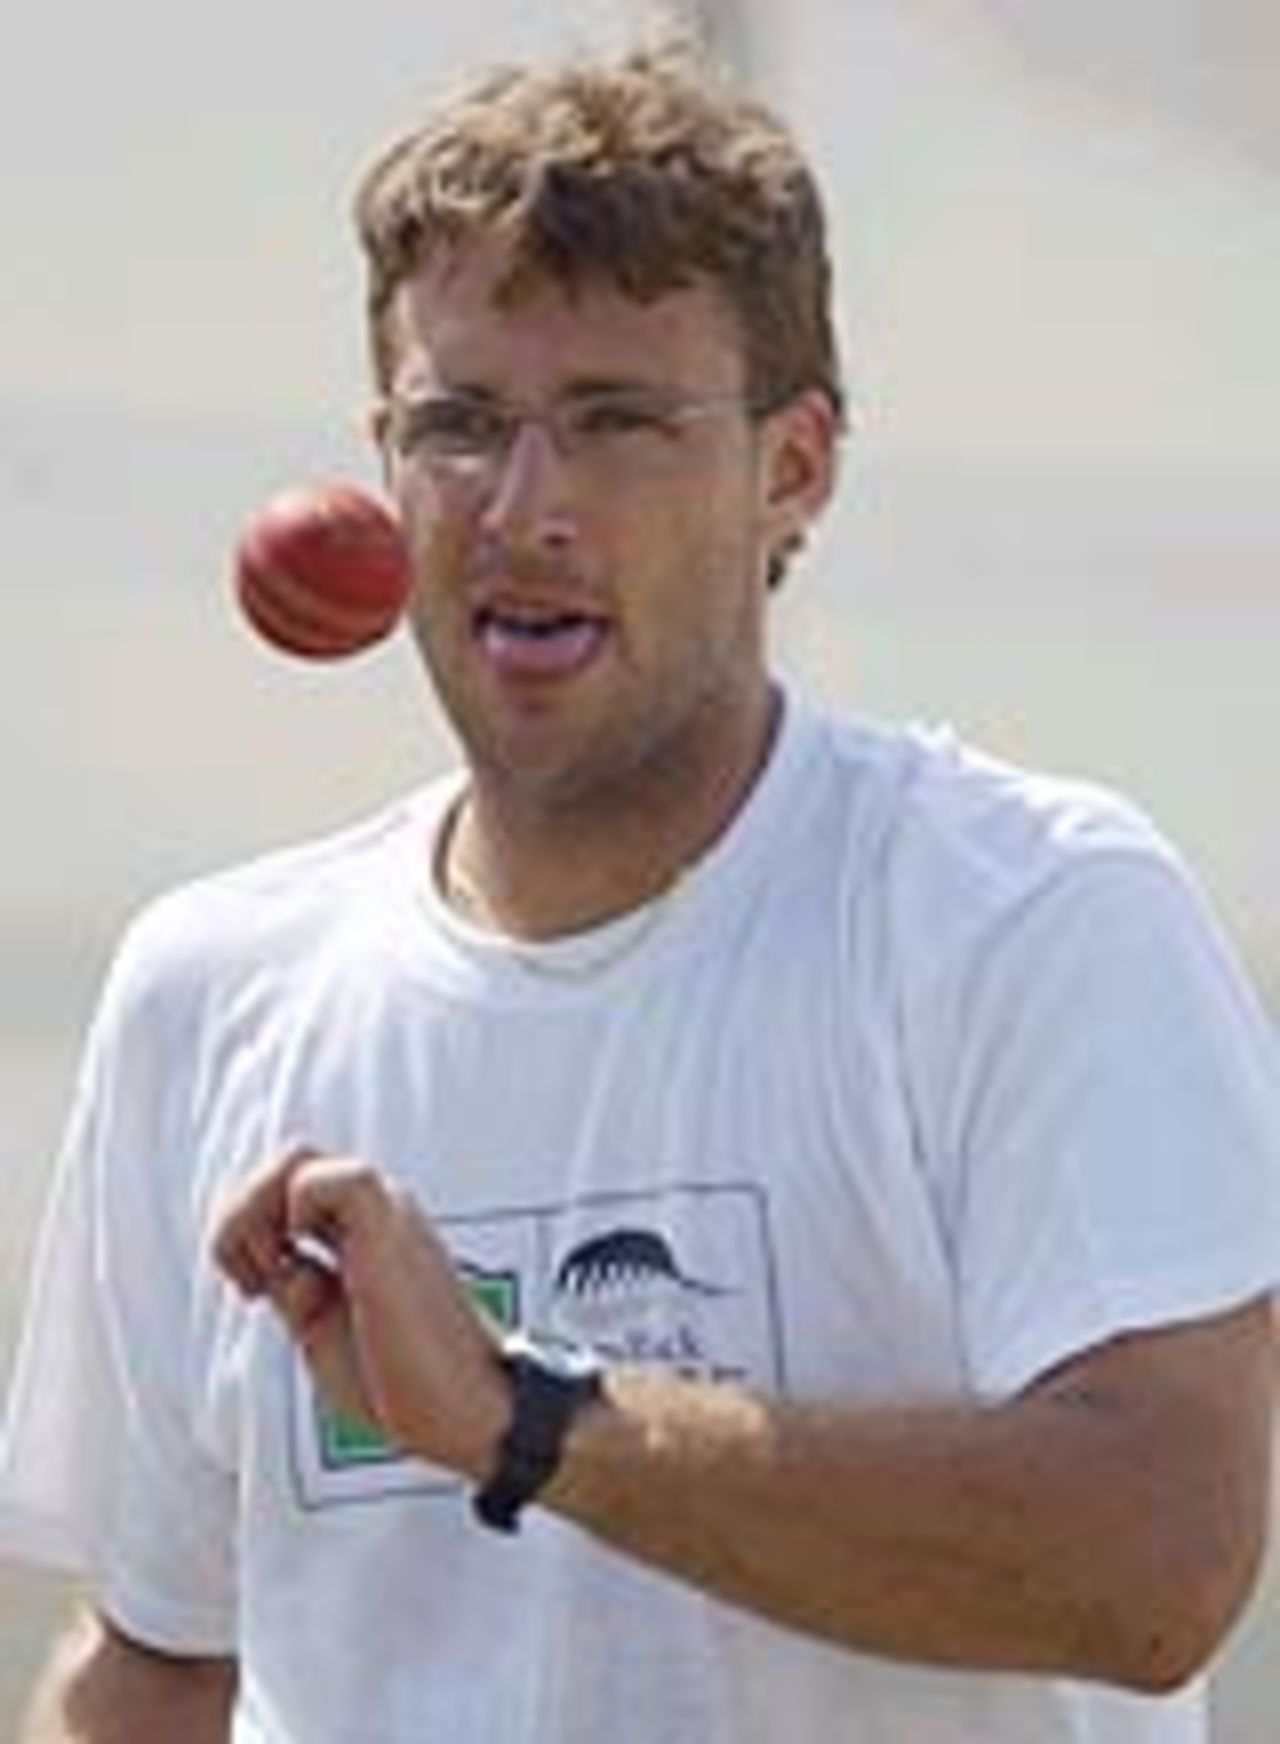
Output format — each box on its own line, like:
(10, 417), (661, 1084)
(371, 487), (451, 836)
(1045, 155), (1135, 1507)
(472, 1332), (606, 1532)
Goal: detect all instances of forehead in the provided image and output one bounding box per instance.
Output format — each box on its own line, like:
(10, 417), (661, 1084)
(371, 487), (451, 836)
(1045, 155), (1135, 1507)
(383, 237), (746, 394)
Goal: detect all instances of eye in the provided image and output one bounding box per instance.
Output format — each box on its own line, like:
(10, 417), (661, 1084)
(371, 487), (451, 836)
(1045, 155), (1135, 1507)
(398, 397), (508, 457)
(568, 393), (677, 439)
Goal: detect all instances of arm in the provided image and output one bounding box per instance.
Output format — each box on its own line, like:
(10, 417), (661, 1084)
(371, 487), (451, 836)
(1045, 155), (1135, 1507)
(213, 1151), (1276, 1694)
(545, 1299), (1274, 1691)
(21, 1611), (236, 1744)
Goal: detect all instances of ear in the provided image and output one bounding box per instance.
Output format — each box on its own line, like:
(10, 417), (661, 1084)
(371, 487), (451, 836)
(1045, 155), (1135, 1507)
(756, 389), (840, 578)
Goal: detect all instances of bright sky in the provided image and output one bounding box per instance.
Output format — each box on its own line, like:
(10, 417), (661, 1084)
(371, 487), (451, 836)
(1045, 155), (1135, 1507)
(2, 0), (1276, 465)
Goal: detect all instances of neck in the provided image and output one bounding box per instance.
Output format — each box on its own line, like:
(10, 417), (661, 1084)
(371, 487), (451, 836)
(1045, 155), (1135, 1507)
(440, 686), (782, 941)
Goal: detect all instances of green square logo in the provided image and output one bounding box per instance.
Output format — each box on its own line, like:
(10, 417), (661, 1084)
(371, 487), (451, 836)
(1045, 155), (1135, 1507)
(462, 1262), (520, 1333)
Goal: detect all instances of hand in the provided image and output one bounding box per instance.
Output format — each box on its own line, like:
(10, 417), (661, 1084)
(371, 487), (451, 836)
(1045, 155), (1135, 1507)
(211, 1150), (511, 1479)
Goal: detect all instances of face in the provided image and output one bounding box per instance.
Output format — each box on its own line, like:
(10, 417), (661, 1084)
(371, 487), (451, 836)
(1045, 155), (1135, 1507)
(374, 237), (834, 822)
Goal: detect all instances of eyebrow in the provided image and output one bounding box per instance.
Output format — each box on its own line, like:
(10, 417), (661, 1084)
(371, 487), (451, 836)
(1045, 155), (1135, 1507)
(424, 373), (681, 403)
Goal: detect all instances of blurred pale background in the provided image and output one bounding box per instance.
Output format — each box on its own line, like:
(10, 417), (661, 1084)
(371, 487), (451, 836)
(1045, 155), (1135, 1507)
(2, 0), (1276, 1734)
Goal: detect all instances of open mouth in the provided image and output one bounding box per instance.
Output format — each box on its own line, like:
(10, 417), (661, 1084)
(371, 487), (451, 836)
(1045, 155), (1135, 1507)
(474, 605), (610, 678)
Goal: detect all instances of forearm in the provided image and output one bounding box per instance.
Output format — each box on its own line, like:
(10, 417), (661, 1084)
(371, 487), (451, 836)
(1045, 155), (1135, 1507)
(211, 1157), (1272, 1693)
(544, 1356), (1252, 1692)
(21, 1612), (236, 1744)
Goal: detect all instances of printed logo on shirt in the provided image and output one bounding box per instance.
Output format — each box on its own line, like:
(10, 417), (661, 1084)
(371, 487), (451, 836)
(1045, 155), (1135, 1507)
(288, 1179), (782, 1511)
(547, 1225), (740, 1377)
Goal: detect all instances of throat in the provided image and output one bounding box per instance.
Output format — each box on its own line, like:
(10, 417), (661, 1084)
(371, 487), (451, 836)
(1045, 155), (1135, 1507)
(437, 683), (783, 941)
(436, 794), (686, 944)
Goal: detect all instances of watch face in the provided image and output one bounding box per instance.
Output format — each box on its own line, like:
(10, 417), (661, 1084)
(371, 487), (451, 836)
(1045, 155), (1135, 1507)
(505, 1329), (604, 1383)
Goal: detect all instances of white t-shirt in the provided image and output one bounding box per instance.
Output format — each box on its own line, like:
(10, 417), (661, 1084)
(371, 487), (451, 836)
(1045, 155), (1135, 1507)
(3, 693), (1278, 1743)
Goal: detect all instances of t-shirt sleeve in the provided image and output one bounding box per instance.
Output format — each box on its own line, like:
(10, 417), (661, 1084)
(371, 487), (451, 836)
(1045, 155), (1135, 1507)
(0, 925), (238, 1655)
(931, 850), (1280, 1399)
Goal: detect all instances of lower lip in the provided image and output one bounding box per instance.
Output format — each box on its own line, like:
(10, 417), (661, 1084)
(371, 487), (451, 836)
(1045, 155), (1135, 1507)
(476, 618), (610, 681)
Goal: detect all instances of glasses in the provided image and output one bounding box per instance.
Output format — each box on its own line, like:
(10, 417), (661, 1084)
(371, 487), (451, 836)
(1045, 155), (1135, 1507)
(381, 385), (766, 482)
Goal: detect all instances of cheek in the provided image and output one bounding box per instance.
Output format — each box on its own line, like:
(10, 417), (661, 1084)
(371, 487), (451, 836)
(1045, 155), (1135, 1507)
(392, 477), (469, 599)
(650, 467), (766, 601)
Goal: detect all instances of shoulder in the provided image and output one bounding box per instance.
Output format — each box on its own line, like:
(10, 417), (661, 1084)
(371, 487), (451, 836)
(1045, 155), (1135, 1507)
(794, 703), (1215, 997)
(817, 709), (1166, 879)
(897, 727), (1177, 924)
(811, 707), (1177, 907)
(95, 782), (449, 1043)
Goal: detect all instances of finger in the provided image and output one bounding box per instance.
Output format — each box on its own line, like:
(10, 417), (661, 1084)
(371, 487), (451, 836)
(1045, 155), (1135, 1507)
(283, 1155), (395, 1261)
(210, 1163), (291, 1294)
(211, 1144), (320, 1294)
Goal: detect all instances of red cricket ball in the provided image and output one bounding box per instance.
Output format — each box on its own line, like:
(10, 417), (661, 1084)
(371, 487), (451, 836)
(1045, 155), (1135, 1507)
(233, 482), (412, 660)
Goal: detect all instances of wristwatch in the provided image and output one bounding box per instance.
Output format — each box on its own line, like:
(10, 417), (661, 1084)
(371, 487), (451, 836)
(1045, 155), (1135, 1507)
(472, 1330), (606, 1534)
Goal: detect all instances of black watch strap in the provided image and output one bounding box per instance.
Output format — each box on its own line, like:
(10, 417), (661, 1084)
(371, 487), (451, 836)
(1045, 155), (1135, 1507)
(473, 1334), (604, 1534)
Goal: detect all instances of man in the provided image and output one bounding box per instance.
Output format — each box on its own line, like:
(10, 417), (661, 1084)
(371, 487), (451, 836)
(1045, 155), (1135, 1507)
(2, 43), (1277, 1744)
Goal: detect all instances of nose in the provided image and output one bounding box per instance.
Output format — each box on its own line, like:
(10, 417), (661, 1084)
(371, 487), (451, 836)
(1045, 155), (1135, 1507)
(477, 416), (578, 556)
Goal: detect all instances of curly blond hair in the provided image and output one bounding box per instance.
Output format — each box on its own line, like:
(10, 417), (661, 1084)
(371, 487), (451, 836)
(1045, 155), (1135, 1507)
(353, 43), (844, 426)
